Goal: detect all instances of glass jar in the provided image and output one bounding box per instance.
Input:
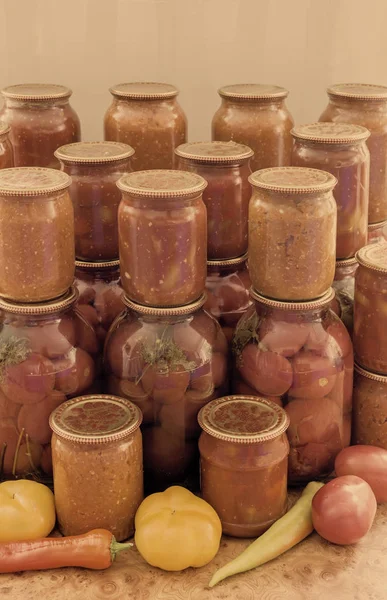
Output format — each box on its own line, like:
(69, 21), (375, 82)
(0, 289), (99, 480)
(198, 395), (289, 538)
(0, 84), (80, 168)
(354, 243), (387, 372)
(331, 257), (358, 336)
(55, 142), (134, 261)
(353, 363), (387, 448)
(104, 295), (228, 492)
(291, 123), (370, 259)
(104, 82), (187, 171)
(232, 288), (353, 483)
(212, 84), (294, 172)
(248, 167), (337, 301)
(175, 141), (253, 259)
(0, 167), (74, 302)
(0, 122), (14, 169)
(117, 170), (207, 307)
(368, 220), (387, 244)
(50, 394), (143, 541)
(319, 83), (387, 224)
(204, 254), (252, 343)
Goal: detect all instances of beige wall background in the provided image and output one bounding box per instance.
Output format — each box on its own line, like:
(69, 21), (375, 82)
(1, 0), (387, 141)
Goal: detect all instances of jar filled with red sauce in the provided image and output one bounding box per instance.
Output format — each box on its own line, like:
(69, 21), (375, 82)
(104, 295), (228, 492)
(232, 288), (353, 483)
(104, 82), (187, 171)
(319, 83), (387, 224)
(291, 122), (370, 259)
(0, 122), (14, 169)
(212, 84), (294, 172)
(331, 257), (358, 336)
(117, 170), (207, 307)
(352, 363), (387, 448)
(0, 288), (99, 480)
(175, 141), (253, 259)
(0, 84), (80, 168)
(55, 142), (134, 261)
(367, 220), (387, 244)
(198, 395), (289, 537)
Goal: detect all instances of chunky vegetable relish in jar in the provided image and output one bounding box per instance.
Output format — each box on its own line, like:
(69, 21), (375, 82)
(353, 364), (387, 449)
(198, 395), (289, 537)
(50, 395), (143, 541)
(0, 122), (14, 169)
(331, 257), (358, 336)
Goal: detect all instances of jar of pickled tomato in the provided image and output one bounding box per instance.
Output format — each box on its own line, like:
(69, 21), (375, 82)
(0, 122), (14, 169)
(352, 363), (387, 448)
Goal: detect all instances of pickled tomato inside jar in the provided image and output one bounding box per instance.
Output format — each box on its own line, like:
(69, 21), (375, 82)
(105, 318), (148, 379)
(107, 375), (155, 425)
(53, 348), (95, 397)
(1, 353), (56, 405)
(141, 365), (190, 405)
(258, 319), (310, 357)
(142, 426), (197, 484)
(6, 315), (78, 359)
(238, 343), (293, 396)
(289, 351), (338, 399)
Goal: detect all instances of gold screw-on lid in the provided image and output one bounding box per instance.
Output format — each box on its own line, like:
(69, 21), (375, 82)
(0, 121), (10, 137)
(55, 141), (134, 164)
(175, 141), (253, 164)
(291, 122), (370, 144)
(109, 82), (179, 100)
(207, 253), (248, 268)
(249, 166), (337, 194)
(123, 294), (206, 316)
(356, 242), (387, 274)
(117, 169), (207, 198)
(1, 83), (72, 101)
(327, 83), (387, 101)
(75, 259), (120, 270)
(218, 84), (288, 100)
(0, 167), (71, 196)
(368, 220), (387, 232)
(250, 287), (335, 311)
(335, 256), (358, 268)
(354, 362), (387, 383)
(0, 287), (77, 315)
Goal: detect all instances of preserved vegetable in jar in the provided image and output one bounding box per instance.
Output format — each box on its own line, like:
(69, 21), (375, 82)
(55, 142), (134, 261)
(0, 167), (74, 302)
(319, 83), (387, 224)
(117, 170), (207, 307)
(175, 141), (253, 259)
(0, 122), (14, 169)
(50, 395), (143, 541)
(104, 295), (228, 492)
(368, 220), (387, 244)
(104, 82), (187, 171)
(0, 84), (80, 168)
(291, 123), (370, 259)
(0, 289), (99, 480)
(198, 395), (289, 537)
(353, 364), (387, 449)
(331, 258), (358, 336)
(232, 288), (353, 483)
(248, 167), (337, 301)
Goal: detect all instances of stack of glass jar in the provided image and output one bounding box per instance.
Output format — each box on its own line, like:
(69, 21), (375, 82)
(232, 167), (354, 484)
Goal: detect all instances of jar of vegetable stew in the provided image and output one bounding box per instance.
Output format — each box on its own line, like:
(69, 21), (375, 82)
(117, 170), (207, 307)
(175, 141), (253, 259)
(55, 142), (134, 261)
(368, 220), (387, 244)
(104, 82), (187, 171)
(0, 84), (80, 168)
(232, 288), (353, 483)
(0, 288), (99, 480)
(331, 257), (358, 336)
(50, 395), (143, 541)
(291, 123), (370, 259)
(352, 363), (387, 448)
(248, 167), (337, 301)
(0, 122), (14, 169)
(0, 167), (74, 302)
(104, 294), (228, 492)
(198, 395), (289, 537)
(212, 84), (294, 172)
(319, 83), (387, 224)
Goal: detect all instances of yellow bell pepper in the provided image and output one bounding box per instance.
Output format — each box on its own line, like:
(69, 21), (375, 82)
(0, 479), (56, 542)
(135, 486), (222, 571)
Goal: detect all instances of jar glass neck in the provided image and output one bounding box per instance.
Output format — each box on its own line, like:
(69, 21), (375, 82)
(254, 300), (330, 321)
(221, 97), (286, 109)
(121, 192), (201, 208)
(4, 97), (70, 109)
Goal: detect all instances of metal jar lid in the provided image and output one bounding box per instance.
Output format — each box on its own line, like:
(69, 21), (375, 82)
(75, 259), (120, 270)
(0, 287), (78, 315)
(117, 169), (207, 198)
(1, 83), (72, 101)
(109, 82), (179, 100)
(249, 166), (337, 194)
(327, 83), (387, 101)
(0, 167), (71, 196)
(55, 141), (134, 164)
(175, 141), (253, 164)
(355, 363), (387, 383)
(123, 294), (206, 316)
(291, 122), (370, 144)
(218, 84), (288, 101)
(356, 243), (387, 274)
(250, 287), (335, 311)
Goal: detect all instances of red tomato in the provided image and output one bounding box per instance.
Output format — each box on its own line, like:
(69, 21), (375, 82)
(1, 353), (55, 405)
(53, 349), (95, 397)
(107, 375), (155, 425)
(304, 322), (329, 353)
(289, 351), (337, 399)
(239, 343), (293, 396)
(0, 419), (19, 473)
(105, 318), (146, 379)
(285, 397), (342, 448)
(0, 389), (20, 419)
(94, 287), (124, 328)
(40, 444), (53, 474)
(141, 365), (190, 405)
(15, 315), (77, 359)
(76, 312), (99, 355)
(142, 426), (197, 480)
(13, 441), (43, 475)
(289, 443), (335, 481)
(75, 304), (99, 328)
(190, 362), (214, 397)
(211, 352), (228, 389)
(312, 475), (377, 545)
(17, 390), (66, 445)
(324, 320), (353, 360)
(259, 320), (309, 357)
(335, 445), (387, 503)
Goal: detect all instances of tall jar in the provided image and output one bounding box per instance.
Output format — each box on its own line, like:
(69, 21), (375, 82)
(0, 167), (75, 302)
(248, 167), (337, 301)
(352, 364), (387, 448)
(104, 82), (187, 171)
(0, 289), (99, 480)
(55, 142), (134, 261)
(117, 170), (207, 307)
(50, 395), (143, 541)
(198, 396), (289, 538)
(0, 122), (14, 169)
(104, 295), (228, 492)
(319, 83), (387, 224)
(175, 141), (253, 259)
(0, 84), (80, 168)
(368, 220), (387, 244)
(211, 84), (294, 172)
(232, 288), (353, 483)
(331, 257), (358, 336)
(291, 123), (370, 258)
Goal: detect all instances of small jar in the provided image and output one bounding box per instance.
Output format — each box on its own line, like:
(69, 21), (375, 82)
(319, 83), (387, 224)
(331, 257), (358, 336)
(368, 220), (387, 244)
(0, 167), (74, 302)
(353, 363), (387, 448)
(291, 123), (370, 259)
(248, 167), (337, 301)
(55, 142), (134, 261)
(232, 288), (353, 483)
(50, 395), (143, 541)
(104, 82), (187, 171)
(198, 395), (289, 537)
(117, 170), (207, 306)
(0, 84), (80, 168)
(212, 84), (294, 172)
(104, 295), (228, 492)
(354, 243), (387, 372)
(0, 289), (99, 480)
(204, 254), (252, 343)
(175, 141), (253, 259)
(0, 122), (14, 169)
